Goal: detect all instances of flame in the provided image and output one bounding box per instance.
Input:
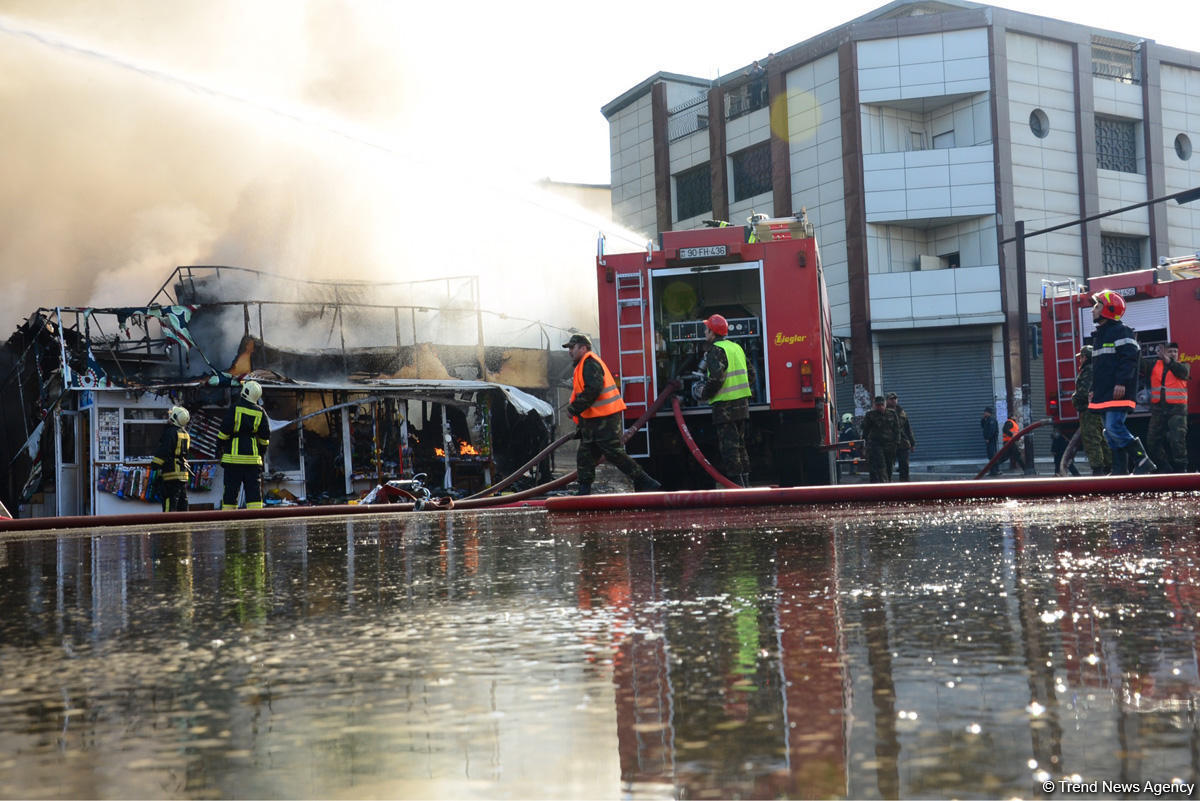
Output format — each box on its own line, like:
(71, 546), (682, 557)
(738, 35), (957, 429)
(459, 440), (480, 456)
(434, 447), (445, 456)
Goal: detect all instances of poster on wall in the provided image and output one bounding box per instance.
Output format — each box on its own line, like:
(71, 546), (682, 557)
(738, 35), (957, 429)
(97, 408), (121, 461)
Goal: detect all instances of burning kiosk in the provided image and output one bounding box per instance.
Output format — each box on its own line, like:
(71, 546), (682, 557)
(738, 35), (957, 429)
(0, 268), (560, 518)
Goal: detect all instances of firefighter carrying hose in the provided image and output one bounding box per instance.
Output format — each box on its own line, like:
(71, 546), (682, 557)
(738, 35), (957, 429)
(1088, 290), (1155, 474)
(219, 379), (271, 509)
(563, 334), (661, 496)
(151, 405), (191, 512)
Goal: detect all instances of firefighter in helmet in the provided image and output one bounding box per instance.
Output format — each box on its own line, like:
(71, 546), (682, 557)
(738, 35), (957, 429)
(1088, 290), (1155, 474)
(838, 412), (861, 476)
(152, 405), (191, 512)
(700, 314), (755, 487)
(563, 334), (661, 495)
(218, 379), (271, 509)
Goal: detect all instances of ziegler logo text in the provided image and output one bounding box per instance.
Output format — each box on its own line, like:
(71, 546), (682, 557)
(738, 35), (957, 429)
(774, 332), (808, 345)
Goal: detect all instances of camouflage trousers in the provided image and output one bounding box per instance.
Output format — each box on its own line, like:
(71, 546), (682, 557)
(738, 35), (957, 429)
(576, 413), (646, 485)
(1079, 411), (1112, 474)
(867, 442), (896, 482)
(1147, 404), (1188, 472)
(716, 419), (750, 476)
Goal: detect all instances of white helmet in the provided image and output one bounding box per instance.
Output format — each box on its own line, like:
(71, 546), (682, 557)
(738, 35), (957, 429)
(240, 380), (262, 403)
(168, 405), (190, 427)
(841, 413), (853, 424)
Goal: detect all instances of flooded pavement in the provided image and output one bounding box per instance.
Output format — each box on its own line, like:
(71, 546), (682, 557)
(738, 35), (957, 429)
(2, 495), (1200, 799)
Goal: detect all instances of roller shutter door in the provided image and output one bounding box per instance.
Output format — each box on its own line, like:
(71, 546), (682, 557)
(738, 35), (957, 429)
(880, 341), (994, 461)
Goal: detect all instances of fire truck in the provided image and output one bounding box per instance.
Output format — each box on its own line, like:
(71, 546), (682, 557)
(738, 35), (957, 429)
(1041, 253), (1200, 465)
(594, 214), (838, 489)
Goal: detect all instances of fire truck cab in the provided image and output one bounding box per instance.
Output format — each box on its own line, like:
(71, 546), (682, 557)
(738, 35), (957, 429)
(1041, 253), (1200, 467)
(595, 214), (838, 489)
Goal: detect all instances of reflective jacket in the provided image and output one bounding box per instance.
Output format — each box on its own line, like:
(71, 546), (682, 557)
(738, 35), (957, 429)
(708, 340), (752, 403)
(1088, 319), (1139, 411)
(1002, 418), (1019, 443)
(570, 351), (626, 422)
(1149, 358), (1189, 406)
(218, 397), (270, 466)
(152, 423), (190, 482)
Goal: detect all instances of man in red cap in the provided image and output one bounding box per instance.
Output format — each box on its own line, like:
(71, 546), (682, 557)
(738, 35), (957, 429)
(701, 314), (755, 486)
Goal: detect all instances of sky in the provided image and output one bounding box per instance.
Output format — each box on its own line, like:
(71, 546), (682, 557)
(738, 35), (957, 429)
(0, 0), (1189, 348)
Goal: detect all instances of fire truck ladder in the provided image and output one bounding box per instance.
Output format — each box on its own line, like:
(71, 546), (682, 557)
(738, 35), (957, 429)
(615, 271), (651, 457)
(1043, 278), (1082, 421)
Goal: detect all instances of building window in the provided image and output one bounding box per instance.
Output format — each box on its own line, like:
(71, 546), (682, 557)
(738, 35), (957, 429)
(932, 130), (955, 149)
(1101, 235), (1144, 275)
(674, 163), (712, 221)
(941, 251), (961, 269)
(1029, 109), (1050, 139)
(731, 142), (772, 203)
(1091, 37), (1141, 85)
(1096, 117), (1138, 173)
(1176, 133), (1193, 161)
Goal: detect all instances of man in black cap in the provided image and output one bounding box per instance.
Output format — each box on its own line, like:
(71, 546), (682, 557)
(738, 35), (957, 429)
(563, 334), (661, 495)
(861, 394), (899, 482)
(886, 392), (916, 481)
(981, 406), (1001, 476)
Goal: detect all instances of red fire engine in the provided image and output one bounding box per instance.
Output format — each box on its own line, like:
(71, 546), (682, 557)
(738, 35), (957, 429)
(1041, 253), (1200, 465)
(594, 214), (838, 489)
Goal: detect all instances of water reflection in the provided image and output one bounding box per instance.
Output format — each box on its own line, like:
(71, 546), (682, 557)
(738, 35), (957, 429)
(0, 496), (1198, 798)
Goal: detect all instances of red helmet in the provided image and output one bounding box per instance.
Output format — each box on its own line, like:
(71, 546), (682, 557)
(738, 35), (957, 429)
(704, 314), (729, 336)
(1092, 289), (1126, 321)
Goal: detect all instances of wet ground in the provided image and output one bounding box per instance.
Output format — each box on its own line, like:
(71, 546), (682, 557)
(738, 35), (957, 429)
(2, 494), (1200, 799)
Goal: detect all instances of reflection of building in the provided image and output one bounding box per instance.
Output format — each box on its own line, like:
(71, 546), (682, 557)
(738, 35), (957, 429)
(576, 513), (849, 797)
(0, 267), (563, 517)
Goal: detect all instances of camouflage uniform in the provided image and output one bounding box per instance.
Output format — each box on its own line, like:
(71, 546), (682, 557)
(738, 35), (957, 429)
(569, 353), (655, 488)
(701, 341), (755, 478)
(887, 396), (916, 481)
(1144, 355), (1190, 472)
(1071, 357), (1112, 474)
(861, 403), (899, 482)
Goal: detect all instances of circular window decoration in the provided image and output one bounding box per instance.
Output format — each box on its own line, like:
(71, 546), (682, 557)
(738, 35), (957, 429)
(1175, 133), (1192, 161)
(1029, 109), (1050, 139)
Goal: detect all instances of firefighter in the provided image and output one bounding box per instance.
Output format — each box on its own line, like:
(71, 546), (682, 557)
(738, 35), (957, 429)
(838, 412), (861, 476)
(218, 379), (271, 509)
(1143, 341), (1189, 472)
(563, 334), (661, 496)
(861, 395), (899, 482)
(1001, 415), (1024, 471)
(885, 392), (916, 481)
(1088, 290), (1155, 474)
(1070, 345), (1112, 475)
(700, 314), (755, 487)
(151, 405), (191, 512)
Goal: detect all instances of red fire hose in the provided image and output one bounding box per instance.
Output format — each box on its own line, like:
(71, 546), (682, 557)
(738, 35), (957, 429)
(974, 418), (1050, 480)
(670, 396), (740, 489)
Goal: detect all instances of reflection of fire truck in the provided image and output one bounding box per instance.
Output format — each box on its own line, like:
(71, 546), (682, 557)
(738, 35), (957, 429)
(595, 215), (838, 489)
(1040, 254), (1200, 464)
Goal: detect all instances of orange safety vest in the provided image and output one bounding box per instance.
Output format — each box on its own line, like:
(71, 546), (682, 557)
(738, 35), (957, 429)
(1150, 360), (1189, 406)
(571, 351), (627, 422)
(1002, 418), (1019, 443)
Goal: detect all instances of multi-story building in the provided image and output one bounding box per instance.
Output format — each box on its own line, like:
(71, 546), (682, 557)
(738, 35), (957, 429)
(601, 0), (1200, 460)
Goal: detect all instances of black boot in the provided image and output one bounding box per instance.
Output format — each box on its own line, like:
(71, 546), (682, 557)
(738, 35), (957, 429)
(1109, 447), (1128, 475)
(575, 483), (592, 496)
(632, 472), (661, 492)
(1125, 437), (1156, 474)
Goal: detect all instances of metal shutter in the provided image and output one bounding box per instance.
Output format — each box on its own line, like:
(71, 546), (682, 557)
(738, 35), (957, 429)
(880, 340), (994, 461)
